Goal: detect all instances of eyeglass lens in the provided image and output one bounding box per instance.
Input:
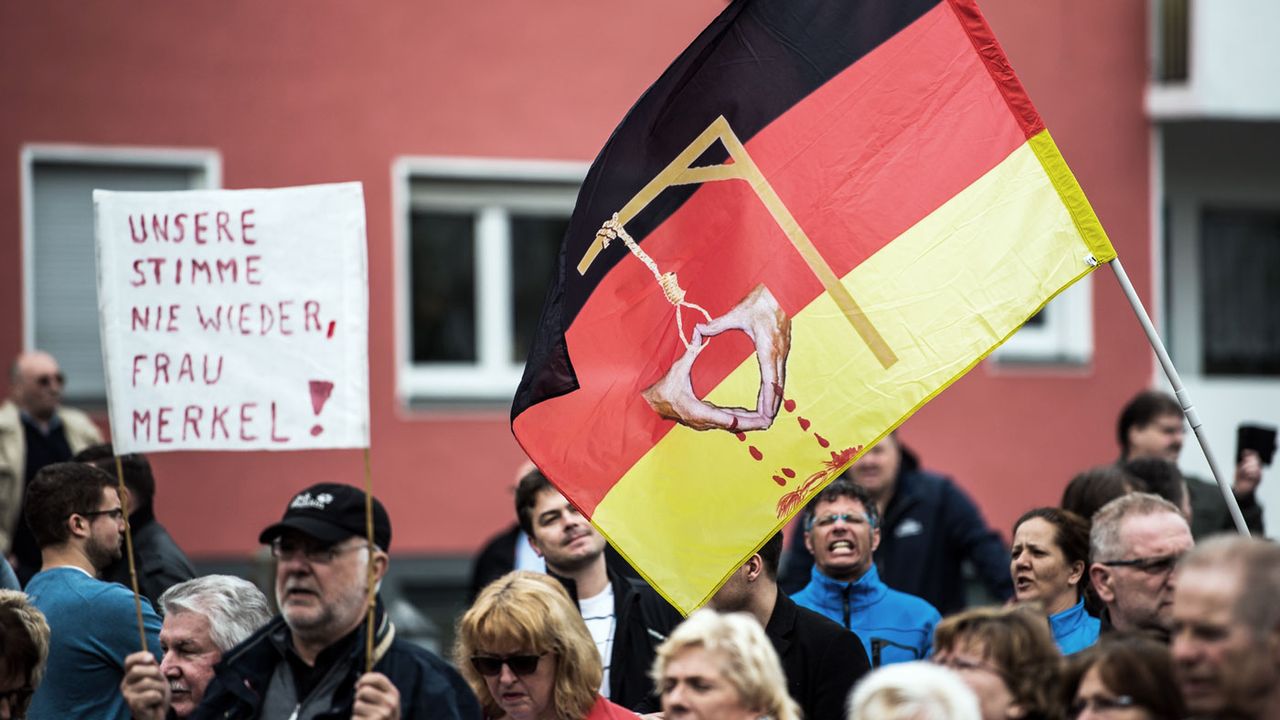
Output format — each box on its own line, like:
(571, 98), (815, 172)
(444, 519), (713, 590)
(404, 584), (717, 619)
(470, 655), (541, 677)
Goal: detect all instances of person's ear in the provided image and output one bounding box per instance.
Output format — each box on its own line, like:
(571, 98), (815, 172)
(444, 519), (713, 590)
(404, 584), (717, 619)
(370, 547), (390, 582)
(744, 554), (764, 583)
(526, 532), (545, 560)
(1090, 564), (1115, 604)
(803, 528), (814, 556)
(66, 513), (88, 539)
(1068, 560), (1085, 588)
(870, 526), (881, 553)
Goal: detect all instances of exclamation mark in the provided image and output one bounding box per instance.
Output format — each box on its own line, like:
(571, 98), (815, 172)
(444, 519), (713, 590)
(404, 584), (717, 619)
(309, 380), (334, 436)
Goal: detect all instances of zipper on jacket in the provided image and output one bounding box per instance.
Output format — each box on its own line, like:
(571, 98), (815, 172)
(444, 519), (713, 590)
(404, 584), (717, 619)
(841, 584), (851, 629)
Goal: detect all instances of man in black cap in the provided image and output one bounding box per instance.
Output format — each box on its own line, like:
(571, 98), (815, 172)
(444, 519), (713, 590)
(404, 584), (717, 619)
(121, 483), (480, 720)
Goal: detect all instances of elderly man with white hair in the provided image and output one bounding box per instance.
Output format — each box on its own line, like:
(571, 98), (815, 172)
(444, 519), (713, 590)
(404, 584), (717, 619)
(122, 575), (272, 718)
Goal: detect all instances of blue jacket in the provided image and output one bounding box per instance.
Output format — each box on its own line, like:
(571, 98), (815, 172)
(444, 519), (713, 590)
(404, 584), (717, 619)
(792, 564), (939, 667)
(1049, 598), (1100, 655)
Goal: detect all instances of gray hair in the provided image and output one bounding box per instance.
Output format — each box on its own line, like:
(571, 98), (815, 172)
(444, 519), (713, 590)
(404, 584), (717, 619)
(1090, 492), (1185, 562)
(159, 575), (272, 652)
(848, 661), (982, 720)
(1180, 535), (1280, 635)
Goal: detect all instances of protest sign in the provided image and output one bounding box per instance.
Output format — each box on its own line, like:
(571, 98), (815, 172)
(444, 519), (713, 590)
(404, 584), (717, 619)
(94, 182), (369, 453)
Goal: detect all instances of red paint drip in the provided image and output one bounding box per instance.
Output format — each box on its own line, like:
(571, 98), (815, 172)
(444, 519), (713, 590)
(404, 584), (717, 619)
(782, 467), (796, 478)
(310, 425), (323, 437)
(783, 398), (796, 413)
(326, 320), (336, 339)
(798, 417), (811, 431)
(772, 474), (787, 486)
(749, 446), (763, 461)
(735, 432), (747, 442)
(815, 433), (830, 448)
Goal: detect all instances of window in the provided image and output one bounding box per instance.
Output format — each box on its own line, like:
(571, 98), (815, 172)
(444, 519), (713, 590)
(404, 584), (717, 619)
(21, 146), (220, 403)
(991, 275), (1093, 366)
(1198, 208), (1280, 375)
(394, 158), (586, 402)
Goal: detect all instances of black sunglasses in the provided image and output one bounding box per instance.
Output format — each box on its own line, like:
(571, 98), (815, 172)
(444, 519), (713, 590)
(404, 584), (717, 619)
(1099, 552), (1182, 575)
(35, 373), (65, 388)
(469, 653), (546, 677)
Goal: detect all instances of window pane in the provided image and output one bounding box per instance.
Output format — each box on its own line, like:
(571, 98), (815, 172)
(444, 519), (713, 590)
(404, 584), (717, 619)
(1200, 208), (1280, 375)
(411, 211), (476, 363)
(509, 214), (569, 363)
(32, 162), (199, 403)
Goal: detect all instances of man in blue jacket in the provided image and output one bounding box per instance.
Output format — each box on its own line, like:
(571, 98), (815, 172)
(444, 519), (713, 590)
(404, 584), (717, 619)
(782, 433), (1012, 615)
(792, 478), (940, 666)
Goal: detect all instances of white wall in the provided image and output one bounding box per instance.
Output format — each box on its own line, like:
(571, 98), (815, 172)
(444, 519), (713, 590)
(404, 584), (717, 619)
(1148, 0), (1280, 119)
(1160, 121), (1280, 536)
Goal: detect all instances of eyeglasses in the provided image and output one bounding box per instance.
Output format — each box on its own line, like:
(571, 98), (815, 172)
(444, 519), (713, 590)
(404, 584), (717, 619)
(1068, 694), (1137, 717)
(470, 653), (546, 677)
(34, 373), (65, 388)
(1099, 553), (1183, 575)
(270, 538), (367, 564)
(77, 507), (125, 522)
(932, 655), (1006, 679)
(811, 512), (873, 529)
(0, 685), (34, 710)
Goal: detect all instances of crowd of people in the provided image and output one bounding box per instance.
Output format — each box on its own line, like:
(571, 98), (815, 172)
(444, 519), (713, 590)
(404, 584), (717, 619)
(1, 350), (1277, 720)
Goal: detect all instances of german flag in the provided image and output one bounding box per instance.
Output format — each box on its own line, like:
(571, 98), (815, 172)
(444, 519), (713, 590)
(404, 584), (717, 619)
(512, 0), (1114, 613)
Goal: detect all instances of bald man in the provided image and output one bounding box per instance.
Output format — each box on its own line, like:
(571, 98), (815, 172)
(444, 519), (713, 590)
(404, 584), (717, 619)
(0, 351), (102, 578)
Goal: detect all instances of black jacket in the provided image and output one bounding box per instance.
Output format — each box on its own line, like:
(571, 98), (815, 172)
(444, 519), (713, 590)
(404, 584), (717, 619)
(552, 567), (683, 714)
(766, 592), (870, 720)
(104, 508), (196, 609)
(779, 446), (1012, 615)
(1184, 474), (1264, 540)
(191, 599), (480, 720)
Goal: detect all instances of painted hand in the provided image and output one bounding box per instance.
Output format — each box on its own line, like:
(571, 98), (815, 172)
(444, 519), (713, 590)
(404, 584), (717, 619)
(643, 284), (791, 432)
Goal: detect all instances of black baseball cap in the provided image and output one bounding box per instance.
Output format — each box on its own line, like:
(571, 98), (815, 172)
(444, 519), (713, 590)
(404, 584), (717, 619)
(258, 483), (392, 550)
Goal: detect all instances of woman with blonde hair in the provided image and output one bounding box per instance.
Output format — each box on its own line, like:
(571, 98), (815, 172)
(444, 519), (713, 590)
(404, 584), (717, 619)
(652, 609), (799, 720)
(0, 589), (51, 719)
(455, 571), (636, 720)
(931, 605), (1062, 720)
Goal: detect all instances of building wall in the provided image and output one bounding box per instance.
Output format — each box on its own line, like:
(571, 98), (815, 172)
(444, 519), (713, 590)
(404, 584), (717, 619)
(0, 0), (1152, 563)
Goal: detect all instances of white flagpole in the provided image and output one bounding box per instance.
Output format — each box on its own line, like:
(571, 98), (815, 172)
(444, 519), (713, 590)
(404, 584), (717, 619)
(1108, 257), (1250, 536)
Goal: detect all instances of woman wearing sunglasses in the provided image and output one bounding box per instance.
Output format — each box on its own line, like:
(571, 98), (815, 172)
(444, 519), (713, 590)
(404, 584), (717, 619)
(455, 571), (637, 720)
(1058, 635), (1185, 720)
(1010, 508), (1099, 655)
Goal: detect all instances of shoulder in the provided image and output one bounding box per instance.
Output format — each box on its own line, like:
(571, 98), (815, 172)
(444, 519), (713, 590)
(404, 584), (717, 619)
(0, 401), (18, 427)
(383, 640), (482, 719)
(621, 576), (683, 628)
(56, 405), (102, 435)
(586, 695), (641, 720)
(881, 588), (941, 622)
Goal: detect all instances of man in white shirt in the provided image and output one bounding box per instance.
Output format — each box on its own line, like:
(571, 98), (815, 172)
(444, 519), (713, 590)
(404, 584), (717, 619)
(515, 468), (681, 713)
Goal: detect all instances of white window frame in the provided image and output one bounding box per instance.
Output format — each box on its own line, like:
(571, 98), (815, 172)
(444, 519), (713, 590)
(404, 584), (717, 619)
(990, 274), (1093, 366)
(19, 143), (221, 375)
(392, 157), (587, 403)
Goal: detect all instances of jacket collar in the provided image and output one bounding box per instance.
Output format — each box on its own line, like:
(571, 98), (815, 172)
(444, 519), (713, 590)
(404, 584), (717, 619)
(764, 590), (798, 654)
(214, 596), (395, 707)
(808, 563), (887, 610)
(1048, 598), (1088, 636)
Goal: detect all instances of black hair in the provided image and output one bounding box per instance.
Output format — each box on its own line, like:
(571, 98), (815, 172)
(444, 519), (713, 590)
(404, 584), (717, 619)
(1116, 391), (1182, 455)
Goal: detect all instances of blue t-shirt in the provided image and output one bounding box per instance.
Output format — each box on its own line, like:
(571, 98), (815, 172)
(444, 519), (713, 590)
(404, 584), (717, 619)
(26, 566), (162, 720)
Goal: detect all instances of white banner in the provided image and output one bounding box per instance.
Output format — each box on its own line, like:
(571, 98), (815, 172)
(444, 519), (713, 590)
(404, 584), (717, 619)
(94, 182), (369, 453)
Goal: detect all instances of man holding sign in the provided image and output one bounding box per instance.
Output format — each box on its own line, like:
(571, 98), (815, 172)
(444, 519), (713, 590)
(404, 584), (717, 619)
(123, 483), (480, 719)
